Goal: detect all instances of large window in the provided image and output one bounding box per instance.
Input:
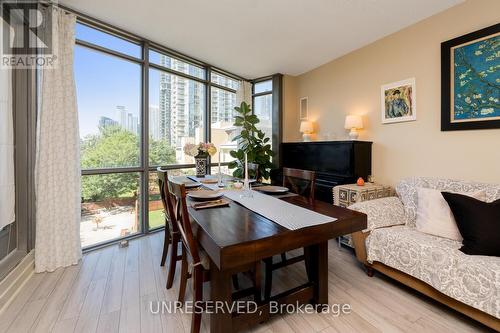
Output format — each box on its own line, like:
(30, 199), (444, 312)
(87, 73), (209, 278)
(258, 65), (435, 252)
(253, 79), (273, 146)
(74, 22), (244, 248)
(210, 72), (239, 164)
(149, 68), (205, 166)
(75, 47), (142, 169)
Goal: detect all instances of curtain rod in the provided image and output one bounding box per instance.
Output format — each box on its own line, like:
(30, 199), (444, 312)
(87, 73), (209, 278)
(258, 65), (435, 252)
(38, 1), (250, 82)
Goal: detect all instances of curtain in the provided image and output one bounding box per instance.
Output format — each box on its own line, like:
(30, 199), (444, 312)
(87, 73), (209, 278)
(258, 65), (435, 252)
(236, 80), (252, 109)
(0, 17), (15, 231)
(35, 8), (81, 273)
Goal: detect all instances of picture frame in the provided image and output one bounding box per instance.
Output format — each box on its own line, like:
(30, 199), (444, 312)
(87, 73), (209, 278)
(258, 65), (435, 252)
(299, 97), (308, 119)
(381, 78), (416, 124)
(441, 23), (500, 131)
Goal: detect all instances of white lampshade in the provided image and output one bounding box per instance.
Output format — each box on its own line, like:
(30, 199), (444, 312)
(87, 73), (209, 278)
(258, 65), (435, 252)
(299, 121), (313, 134)
(344, 115), (363, 129)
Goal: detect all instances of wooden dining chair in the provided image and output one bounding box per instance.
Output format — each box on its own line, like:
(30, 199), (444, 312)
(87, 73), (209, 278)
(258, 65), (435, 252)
(282, 167), (316, 202)
(157, 167), (182, 289)
(168, 179), (262, 333)
(264, 167), (316, 300)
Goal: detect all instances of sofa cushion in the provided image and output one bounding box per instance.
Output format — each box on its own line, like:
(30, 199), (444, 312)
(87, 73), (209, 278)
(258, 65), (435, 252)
(366, 226), (500, 319)
(415, 187), (485, 241)
(442, 192), (500, 256)
(349, 197), (406, 232)
(396, 177), (500, 227)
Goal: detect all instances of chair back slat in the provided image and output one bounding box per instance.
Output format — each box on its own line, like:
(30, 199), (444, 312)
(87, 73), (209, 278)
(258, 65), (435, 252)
(157, 167), (178, 232)
(167, 179), (202, 265)
(283, 167), (316, 202)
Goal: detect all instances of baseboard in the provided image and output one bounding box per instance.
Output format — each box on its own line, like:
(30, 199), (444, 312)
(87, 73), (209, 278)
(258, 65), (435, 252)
(0, 250), (34, 314)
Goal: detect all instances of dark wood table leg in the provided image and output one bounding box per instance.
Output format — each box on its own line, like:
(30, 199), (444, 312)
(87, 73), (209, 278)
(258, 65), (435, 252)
(304, 241), (328, 307)
(210, 263), (233, 333)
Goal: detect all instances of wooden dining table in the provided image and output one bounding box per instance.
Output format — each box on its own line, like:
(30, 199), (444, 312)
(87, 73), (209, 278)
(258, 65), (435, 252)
(186, 185), (367, 333)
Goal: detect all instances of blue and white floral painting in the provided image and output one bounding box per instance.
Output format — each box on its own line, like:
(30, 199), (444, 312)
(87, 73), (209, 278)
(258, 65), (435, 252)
(452, 33), (500, 122)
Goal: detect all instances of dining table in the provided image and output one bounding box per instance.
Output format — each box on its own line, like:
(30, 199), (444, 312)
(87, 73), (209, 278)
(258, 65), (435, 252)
(185, 176), (367, 333)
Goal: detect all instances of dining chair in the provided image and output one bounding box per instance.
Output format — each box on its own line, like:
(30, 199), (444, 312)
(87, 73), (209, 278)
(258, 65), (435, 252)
(157, 167), (182, 289)
(282, 167), (316, 202)
(264, 167), (316, 300)
(168, 179), (262, 333)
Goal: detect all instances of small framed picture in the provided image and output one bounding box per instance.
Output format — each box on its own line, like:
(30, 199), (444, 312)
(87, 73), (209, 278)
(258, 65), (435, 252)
(299, 97), (308, 119)
(381, 78), (416, 124)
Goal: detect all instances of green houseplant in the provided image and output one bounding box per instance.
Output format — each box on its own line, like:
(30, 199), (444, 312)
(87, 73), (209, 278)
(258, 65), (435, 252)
(228, 102), (274, 180)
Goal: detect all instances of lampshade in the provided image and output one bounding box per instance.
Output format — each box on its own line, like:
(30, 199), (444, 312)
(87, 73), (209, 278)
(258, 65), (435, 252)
(344, 115), (363, 129)
(299, 121), (313, 134)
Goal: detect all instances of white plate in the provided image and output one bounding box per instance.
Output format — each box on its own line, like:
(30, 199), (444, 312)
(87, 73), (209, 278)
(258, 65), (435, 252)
(255, 185), (289, 193)
(187, 190), (223, 200)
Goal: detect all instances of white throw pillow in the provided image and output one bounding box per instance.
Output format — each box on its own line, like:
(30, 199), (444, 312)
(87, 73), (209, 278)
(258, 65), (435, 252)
(416, 187), (486, 241)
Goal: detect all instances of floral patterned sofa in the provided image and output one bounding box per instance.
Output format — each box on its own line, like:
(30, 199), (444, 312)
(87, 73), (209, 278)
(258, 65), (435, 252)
(350, 177), (500, 330)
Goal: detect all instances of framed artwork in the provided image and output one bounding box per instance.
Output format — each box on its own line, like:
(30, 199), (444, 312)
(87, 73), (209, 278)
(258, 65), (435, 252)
(299, 97), (308, 119)
(381, 78), (416, 124)
(441, 23), (500, 131)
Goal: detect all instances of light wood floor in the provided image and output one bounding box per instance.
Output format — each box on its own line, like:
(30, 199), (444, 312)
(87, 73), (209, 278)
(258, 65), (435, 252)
(0, 232), (493, 333)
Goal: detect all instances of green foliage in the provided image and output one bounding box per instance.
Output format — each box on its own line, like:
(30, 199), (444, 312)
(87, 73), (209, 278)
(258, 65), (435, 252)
(228, 102), (274, 180)
(81, 125), (176, 202)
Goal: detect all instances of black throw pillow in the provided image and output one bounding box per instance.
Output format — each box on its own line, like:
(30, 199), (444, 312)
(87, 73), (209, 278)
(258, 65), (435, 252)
(441, 192), (500, 256)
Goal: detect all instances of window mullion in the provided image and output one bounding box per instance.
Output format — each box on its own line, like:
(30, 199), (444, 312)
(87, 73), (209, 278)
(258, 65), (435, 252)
(142, 41), (150, 234)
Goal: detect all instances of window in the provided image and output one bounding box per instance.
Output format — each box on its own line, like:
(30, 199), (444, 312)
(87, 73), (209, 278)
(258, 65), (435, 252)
(149, 50), (205, 80)
(75, 35), (143, 247)
(254, 80), (272, 94)
(211, 72), (240, 90)
(211, 86), (238, 164)
(149, 68), (205, 166)
(75, 46), (141, 169)
(253, 79), (273, 147)
(74, 23), (245, 247)
(76, 23), (141, 58)
(80, 173), (141, 248)
(254, 94), (273, 143)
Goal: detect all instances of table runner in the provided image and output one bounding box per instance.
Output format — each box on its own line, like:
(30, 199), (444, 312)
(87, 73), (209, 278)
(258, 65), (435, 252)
(222, 189), (336, 230)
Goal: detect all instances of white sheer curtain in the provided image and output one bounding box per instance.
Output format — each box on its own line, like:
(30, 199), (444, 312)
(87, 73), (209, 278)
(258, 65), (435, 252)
(35, 8), (81, 272)
(236, 81), (252, 108)
(0, 17), (15, 231)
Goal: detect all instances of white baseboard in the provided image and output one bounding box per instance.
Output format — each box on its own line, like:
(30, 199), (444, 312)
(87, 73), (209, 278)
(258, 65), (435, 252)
(0, 250), (35, 314)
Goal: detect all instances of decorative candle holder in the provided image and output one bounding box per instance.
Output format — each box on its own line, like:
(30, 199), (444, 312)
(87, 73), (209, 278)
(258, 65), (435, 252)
(241, 179), (253, 198)
(217, 172), (224, 188)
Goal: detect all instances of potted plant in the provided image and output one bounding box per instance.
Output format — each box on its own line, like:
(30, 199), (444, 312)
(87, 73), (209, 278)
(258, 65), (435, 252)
(228, 102), (274, 180)
(184, 142), (217, 177)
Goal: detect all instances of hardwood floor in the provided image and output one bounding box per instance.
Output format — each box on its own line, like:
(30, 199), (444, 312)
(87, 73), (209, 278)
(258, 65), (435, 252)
(0, 232), (493, 333)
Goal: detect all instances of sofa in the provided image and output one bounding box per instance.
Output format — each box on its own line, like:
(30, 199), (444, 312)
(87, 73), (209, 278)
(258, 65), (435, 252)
(350, 177), (500, 331)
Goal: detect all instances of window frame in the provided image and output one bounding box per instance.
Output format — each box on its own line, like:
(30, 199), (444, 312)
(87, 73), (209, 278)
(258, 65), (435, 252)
(251, 75), (283, 169)
(75, 18), (248, 251)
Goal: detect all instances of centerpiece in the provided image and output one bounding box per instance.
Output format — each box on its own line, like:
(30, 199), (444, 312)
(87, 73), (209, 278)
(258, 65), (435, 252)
(183, 142), (217, 177)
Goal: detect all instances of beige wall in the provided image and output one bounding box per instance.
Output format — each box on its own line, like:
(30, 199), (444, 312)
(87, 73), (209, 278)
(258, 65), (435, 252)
(283, 0), (500, 186)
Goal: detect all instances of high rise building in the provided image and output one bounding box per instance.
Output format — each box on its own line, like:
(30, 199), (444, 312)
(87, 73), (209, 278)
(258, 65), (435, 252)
(115, 105), (139, 135)
(149, 105), (160, 141)
(158, 55), (204, 147)
(98, 116), (118, 129)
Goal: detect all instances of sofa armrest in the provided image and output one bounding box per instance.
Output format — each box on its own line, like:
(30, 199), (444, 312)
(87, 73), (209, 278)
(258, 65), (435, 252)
(352, 231), (370, 264)
(349, 197), (406, 232)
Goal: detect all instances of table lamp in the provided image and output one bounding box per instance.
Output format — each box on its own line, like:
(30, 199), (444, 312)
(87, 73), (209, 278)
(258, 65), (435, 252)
(344, 115), (363, 140)
(299, 121), (313, 142)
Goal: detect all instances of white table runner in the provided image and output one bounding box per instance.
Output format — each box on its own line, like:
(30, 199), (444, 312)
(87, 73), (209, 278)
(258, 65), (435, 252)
(221, 189), (336, 230)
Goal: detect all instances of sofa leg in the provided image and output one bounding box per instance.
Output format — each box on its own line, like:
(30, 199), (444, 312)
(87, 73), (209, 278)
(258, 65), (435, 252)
(365, 265), (374, 277)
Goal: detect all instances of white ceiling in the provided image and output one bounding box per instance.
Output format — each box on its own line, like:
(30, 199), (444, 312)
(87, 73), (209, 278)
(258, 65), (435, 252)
(60, 0), (463, 79)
